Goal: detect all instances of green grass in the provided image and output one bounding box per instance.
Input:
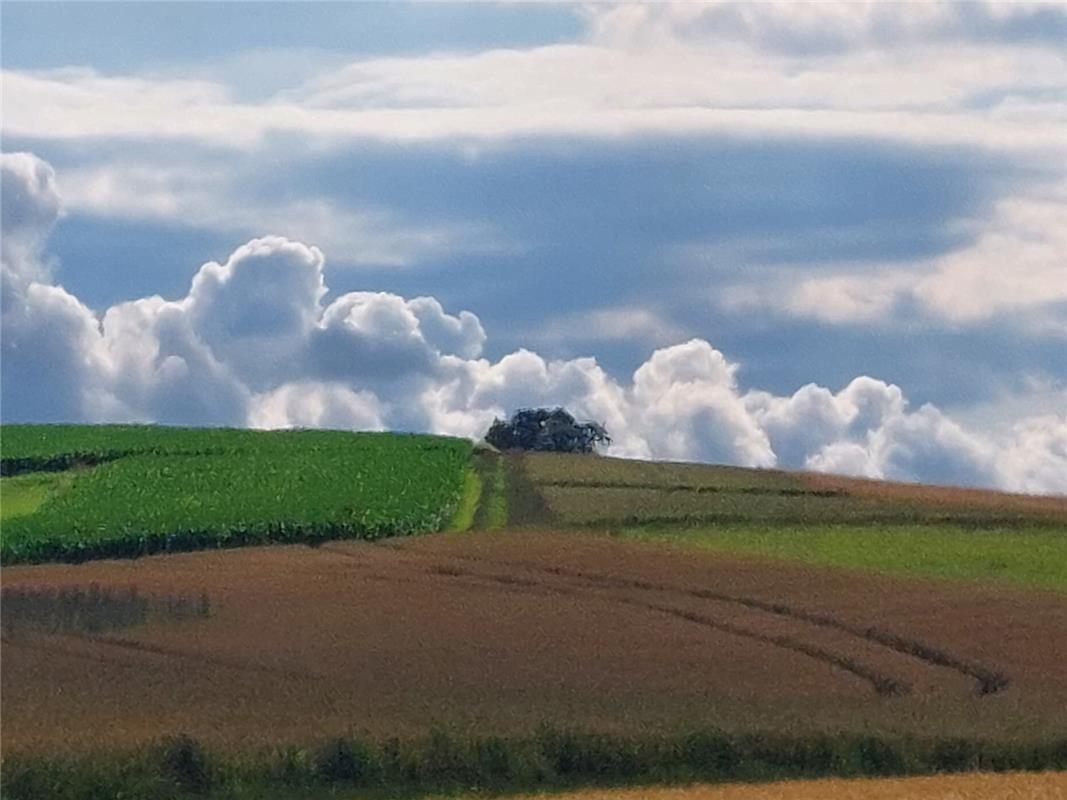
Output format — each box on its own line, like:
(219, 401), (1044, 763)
(0, 471), (70, 519)
(625, 524), (1067, 592)
(1, 425), (473, 564)
(448, 467), (483, 532)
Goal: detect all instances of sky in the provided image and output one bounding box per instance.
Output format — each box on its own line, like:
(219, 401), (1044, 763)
(2, 1), (1065, 494)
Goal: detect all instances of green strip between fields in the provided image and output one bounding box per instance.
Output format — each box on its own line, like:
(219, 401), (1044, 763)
(624, 524), (1067, 593)
(0, 472), (73, 520)
(448, 467), (483, 532)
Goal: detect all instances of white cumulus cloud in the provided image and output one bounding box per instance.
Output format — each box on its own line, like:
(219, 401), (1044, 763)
(2, 152), (1064, 494)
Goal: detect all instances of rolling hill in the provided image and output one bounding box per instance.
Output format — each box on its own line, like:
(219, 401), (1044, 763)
(1, 424), (1065, 799)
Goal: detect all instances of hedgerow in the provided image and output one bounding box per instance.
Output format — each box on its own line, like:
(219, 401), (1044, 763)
(3, 726), (1066, 800)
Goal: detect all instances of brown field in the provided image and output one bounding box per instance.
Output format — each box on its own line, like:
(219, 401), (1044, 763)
(492, 771), (1067, 799)
(3, 530), (1066, 755)
(519, 453), (1067, 526)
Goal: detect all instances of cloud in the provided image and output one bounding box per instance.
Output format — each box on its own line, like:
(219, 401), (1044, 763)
(1, 152), (104, 422)
(3, 152), (1065, 494)
(249, 382), (385, 431)
(56, 160), (506, 267)
(997, 415), (1067, 495)
(587, 2), (1067, 54)
(726, 180), (1067, 333)
(1, 152), (62, 288)
(4, 1), (1064, 154)
(534, 307), (686, 347)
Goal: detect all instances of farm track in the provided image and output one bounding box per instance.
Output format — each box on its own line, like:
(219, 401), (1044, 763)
(328, 548), (911, 697)
(536, 480), (846, 497)
(351, 543), (1008, 697)
(3, 631), (327, 682)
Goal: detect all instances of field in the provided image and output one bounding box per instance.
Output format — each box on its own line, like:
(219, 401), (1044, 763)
(521, 452), (1067, 528)
(490, 771), (1067, 799)
(0, 425), (472, 563)
(2, 427), (1067, 799)
(624, 525), (1067, 591)
(5, 532), (1067, 746)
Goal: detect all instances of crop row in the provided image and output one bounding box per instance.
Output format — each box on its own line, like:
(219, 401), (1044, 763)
(521, 452), (802, 492)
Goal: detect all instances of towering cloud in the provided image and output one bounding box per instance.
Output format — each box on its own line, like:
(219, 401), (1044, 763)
(2, 152), (1064, 494)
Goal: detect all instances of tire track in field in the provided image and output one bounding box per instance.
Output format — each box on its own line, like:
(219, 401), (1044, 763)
(441, 566), (910, 696)
(374, 546), (1008, 696)
(322, 545), (909, 696)
(59, 632), (329, 682)
(2, 634), (157, 672)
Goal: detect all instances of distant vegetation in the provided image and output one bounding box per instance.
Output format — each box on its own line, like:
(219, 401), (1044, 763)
(0, 425), (472, 564)
(1, 584), (210, 638)
(485, 408), (610, 453)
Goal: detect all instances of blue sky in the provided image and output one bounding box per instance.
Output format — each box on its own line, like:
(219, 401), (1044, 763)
(2, 2), (1065, 492)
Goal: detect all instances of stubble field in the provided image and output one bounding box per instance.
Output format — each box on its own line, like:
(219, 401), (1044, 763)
(488, 770), (1067, 799)
(4, 531), (1066, 755)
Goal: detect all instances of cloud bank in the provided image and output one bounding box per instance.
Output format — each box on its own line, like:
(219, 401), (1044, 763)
(3, 152), (1064, 495)
(3, 2), (1064, 154)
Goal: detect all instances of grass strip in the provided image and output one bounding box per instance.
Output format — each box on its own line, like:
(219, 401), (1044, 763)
(0, 472), (70, 519)
(4, 727), (1066, 800)
(624, 524), (1067, 593)
(448, 467), (483, 532)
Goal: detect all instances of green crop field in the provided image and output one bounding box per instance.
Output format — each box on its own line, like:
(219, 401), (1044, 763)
(0, 425), (472, 564)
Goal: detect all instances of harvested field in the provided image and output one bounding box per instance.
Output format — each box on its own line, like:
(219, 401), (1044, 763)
(3, 531), (1065, 754)
(518, 453), (1067, 528)
(491, 771), (1067, 799)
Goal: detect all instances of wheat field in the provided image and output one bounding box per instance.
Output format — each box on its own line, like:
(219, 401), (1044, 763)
(495, 771), (1067, 799)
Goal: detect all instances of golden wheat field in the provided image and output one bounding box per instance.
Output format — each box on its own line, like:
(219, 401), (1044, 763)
(489, 770), (1067, 799)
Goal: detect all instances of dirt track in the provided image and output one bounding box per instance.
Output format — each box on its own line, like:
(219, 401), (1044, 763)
(3, 531), (1065, 753)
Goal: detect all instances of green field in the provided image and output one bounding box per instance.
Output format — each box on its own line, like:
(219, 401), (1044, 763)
(514, 452), (1067, 589)
(624, 524), (1067, 592)
(0, 425), (472, 563)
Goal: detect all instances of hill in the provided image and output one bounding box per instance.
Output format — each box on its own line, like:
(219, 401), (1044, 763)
(1, 425), (1065, 799)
